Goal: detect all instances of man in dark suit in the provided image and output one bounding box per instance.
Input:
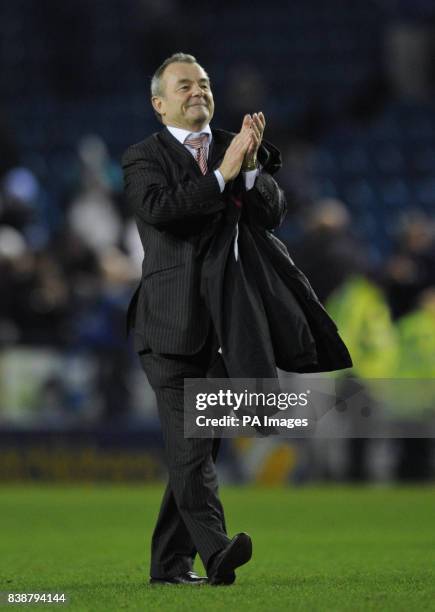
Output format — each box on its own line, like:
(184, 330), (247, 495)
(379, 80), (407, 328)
(122, 52), (284, 587)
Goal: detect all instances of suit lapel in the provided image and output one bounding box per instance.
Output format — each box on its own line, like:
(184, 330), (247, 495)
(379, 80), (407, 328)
(208, 129), (231, 170)
(159, 128), (201, 179)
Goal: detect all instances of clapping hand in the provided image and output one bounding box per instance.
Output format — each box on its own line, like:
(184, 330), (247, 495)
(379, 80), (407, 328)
(241, 112), (265, 170)
(218, 112), (266, 182)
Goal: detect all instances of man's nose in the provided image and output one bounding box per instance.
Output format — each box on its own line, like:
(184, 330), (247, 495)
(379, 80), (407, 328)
(191, 84), (205, 97)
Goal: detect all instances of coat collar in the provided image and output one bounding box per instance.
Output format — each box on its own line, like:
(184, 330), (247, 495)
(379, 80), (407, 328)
(166, 124), (212, 146)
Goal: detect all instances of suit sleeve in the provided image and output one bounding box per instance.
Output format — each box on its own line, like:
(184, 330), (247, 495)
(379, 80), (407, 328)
(122, 144), (225, 226)
(242, 171), (287, 230)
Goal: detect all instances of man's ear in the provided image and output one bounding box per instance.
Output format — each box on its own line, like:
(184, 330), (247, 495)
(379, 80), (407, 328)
(151, 96), (164, 117)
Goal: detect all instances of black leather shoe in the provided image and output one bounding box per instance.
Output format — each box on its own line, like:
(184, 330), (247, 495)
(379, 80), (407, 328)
(208, 532), (252, 585)
(150, 571), (208, 585)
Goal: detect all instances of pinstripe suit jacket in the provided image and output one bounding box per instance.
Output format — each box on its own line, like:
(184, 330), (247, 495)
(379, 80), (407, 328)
(122, 126), (286, 354)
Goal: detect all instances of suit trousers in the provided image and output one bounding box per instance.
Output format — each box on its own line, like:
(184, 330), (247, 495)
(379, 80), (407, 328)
(138, 326), (231, 578)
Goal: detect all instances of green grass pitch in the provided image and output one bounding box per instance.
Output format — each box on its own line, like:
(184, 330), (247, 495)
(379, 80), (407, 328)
(0, 485), (434, 611)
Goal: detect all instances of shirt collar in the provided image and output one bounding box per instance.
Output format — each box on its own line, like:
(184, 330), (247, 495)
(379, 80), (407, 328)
(166, 124), (212, 146)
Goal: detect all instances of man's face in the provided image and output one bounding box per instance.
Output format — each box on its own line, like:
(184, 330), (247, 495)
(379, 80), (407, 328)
(152, 62), (215, 131)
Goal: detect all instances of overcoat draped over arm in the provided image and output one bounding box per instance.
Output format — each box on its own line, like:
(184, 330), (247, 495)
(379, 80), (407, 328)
(200, 140), (353, 379)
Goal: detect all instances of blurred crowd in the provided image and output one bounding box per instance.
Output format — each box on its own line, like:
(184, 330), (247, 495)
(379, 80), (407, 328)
(0, 131), (146, 424)
(0, 134), (142, 347)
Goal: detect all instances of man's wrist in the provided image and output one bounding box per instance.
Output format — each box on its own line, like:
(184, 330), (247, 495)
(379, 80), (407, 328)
(242, 157), (258, 171)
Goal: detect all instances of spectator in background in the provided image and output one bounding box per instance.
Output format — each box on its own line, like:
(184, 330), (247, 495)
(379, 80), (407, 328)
(383, 212), (435, 319)
(290, 198), (370, 302)
(67, 135), (123, 254)
(0, 238), (70, 346)
(0, 166), (71, 346)
(60, 134), (138, 422)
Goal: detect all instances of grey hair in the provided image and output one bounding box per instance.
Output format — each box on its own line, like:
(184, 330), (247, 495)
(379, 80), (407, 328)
(150, 52), (198, 98)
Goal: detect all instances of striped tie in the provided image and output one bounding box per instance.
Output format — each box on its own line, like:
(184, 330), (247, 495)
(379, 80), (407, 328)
(184, 133), (209, 175)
